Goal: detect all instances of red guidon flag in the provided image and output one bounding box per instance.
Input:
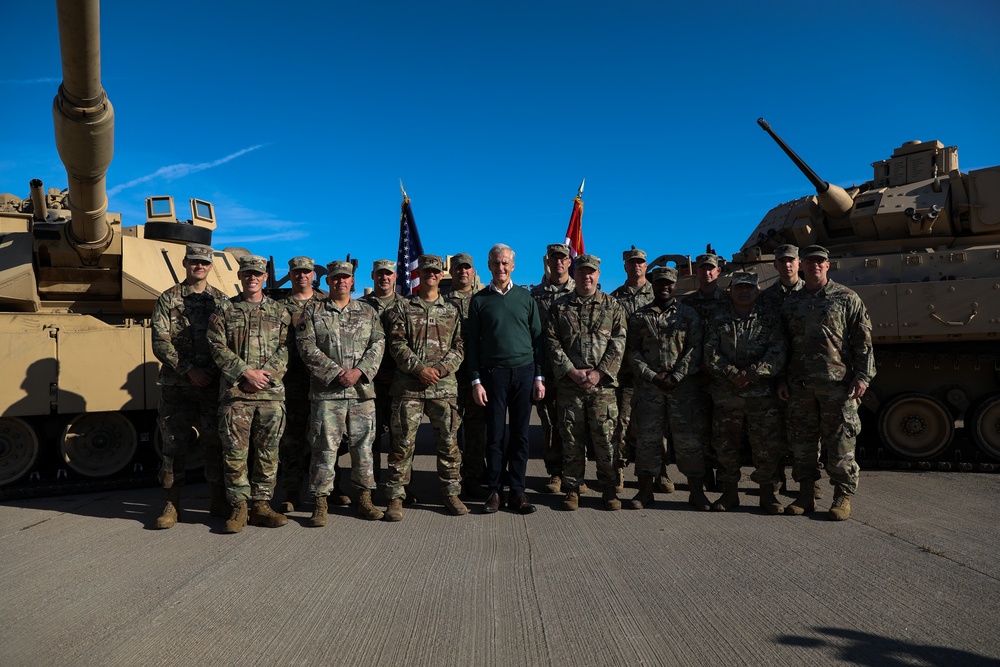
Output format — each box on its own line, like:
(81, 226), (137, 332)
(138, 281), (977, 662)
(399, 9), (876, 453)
(564, 179), (585, 275)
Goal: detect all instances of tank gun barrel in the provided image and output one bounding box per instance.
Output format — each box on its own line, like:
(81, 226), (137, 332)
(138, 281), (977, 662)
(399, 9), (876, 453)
(757, 118), (853, 219)
(52, 0), (114, 260)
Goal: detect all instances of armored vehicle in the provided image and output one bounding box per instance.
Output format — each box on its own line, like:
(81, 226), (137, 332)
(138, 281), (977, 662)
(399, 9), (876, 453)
(723, 119), (1000, 466)
(0, 0), (246, 492)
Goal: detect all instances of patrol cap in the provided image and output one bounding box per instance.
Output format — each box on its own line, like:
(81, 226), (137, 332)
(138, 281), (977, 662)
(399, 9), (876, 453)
(418, 254), (444, 272)
(695, 253), (720, 268)
(801, 245), (830, 260)
(622, 246), (647, 262)
(574, 254), (601, 271)
(327, 260), (355, 277)
(774, 244), (799, 260)
(649, 266), (678, 283)
(546, 243), (571, 257)
(288, 256), (315, 271)
(185, 244), (214, 262)
(450, 252), (474, 269)
(238, 255), (267, 274)
(372, 259), (395, 273)
(730, 271), (759, 287)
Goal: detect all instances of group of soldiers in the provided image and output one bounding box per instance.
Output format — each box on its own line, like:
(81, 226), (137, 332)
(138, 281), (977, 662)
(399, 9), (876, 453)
(151, 237), (875, 532)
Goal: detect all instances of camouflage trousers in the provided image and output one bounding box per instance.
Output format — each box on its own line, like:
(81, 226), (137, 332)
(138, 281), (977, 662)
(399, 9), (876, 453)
(157, 384), (223, 488)
(786, 382), (862, 494)
(692, 374), (716, 470)
(278, 382), (312, 496)
(387, 397), (462, 500)
(613, 384), (636, 465)
(309, 398), (377, 498)
(632, 378), (706, 479)
(536, 384), (563, 476)
(372, 384), (392, 481)
(219, 400), (285, 503)
(457, 380), (486, 480)
(557, 387), (618, 492)
(710, 388), (784, 485)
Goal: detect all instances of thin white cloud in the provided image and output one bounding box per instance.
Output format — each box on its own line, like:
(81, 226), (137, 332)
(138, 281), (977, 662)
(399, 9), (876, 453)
(107, 145), (264, 196)
(0, 77), (61, 84)
(209, 201), (309, 246)
(213, 230), (309, 246)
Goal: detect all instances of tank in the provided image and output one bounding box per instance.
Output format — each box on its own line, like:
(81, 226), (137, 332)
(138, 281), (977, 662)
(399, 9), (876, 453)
(0, 0), (247, 494)
(712, 119), (1000, 468)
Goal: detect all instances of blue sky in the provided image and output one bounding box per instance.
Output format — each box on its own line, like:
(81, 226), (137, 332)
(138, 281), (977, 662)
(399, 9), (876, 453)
(2, 0), (999, 291)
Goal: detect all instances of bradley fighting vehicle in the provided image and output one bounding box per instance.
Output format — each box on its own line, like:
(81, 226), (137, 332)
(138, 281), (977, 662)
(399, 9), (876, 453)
(724, 119), (1000, 468)
(0, 0), (246, 493)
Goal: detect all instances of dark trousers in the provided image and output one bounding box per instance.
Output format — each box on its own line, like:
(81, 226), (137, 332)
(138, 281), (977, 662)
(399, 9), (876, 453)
(481, 363), (534, 495)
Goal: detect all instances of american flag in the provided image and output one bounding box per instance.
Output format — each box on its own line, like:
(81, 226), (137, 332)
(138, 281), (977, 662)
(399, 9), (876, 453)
(396, 193), (424, 295)
(564, 179), (585, 276)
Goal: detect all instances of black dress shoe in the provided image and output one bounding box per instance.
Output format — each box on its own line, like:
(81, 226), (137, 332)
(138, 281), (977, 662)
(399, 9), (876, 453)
(483, 491), (501, 514)
(508, 492), (536, 515)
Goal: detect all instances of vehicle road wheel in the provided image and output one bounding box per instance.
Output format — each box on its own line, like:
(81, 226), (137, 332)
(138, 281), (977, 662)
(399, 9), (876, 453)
(0, 417), (40, 486)
(61, 412), (138, 477)
(970, 394), (1000, 461)
(878, 393), (954, 460)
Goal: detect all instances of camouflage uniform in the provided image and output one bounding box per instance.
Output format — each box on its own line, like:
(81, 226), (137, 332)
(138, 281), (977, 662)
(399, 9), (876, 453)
(609, 279), (653, 464)
(444, 285), (486, 482)
(545, 289), (627, 492)
(278, 289), (327, 501)
(781, 279), (875, 494)
(151, 281), (229, 488)
(385, 294), (465, 500)
(627, 299), (704, 477)
(207, 294), (291, 504)
(704, 303), (787, 484)
(758, 278), (803, 315)
(297, 297), (385, 496)
(360, 290), (404, 479)
(530, 275), (575, 477)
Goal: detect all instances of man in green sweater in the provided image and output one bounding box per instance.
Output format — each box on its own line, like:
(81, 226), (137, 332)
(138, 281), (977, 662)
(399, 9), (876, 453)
(467, 244), (546, 515)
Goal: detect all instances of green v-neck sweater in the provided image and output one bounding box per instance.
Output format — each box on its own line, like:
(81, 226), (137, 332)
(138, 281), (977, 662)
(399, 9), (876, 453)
(466, 284), (544, 381)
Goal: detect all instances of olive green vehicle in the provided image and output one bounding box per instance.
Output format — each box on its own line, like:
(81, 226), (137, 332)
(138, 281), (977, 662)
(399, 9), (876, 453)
(655, 120), (1000, 468)
(0, 0), (247, 492)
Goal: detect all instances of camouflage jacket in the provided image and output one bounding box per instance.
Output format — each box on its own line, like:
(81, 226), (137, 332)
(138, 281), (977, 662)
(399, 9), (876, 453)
(610, 280), (654, 318)
(296, 298), (384, 400)
(151, 281), (230, 387)
(283, 290), (328, 396)
(682, 286), (732, 324)
(207, 294), (291, 402)
(627, 299), (703, 386)
(443, 287), (476, 379)
(705, 304), (787, 397)
(610, 280), (654, 386)
(545, 290), (627, 393)
(530, 277), (575, 375)
(757, 278), (803, 316)
(360, 292), (404, 386)
(387, 294), (464, 398)
(780, 280), (876, 386)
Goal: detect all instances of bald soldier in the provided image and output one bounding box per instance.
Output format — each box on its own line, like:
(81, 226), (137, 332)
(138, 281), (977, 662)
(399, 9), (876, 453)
(278, 256), (327, 513)
(530, 243), (576, 495)
(443, 252), (487, 497)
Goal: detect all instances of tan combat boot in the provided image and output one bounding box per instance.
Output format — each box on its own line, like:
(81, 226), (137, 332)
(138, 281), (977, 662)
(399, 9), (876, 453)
(829, 487), (852, 521)
(544, 475), (562, 494)
(786, 479), (817, 515)
(562, 490), (580, 511)
(223, 500), (248, 534)
(309, 496), (328, 527)
(209, 483), (229, 518)
(629, 475), (655, 510)
(578, 482), (589, 494)
(280, 490), (301, 514)
(602, 490), (622, 511)
(384, 497), (403, 522)
(249, 500), (288, 528)
(615, 467), (625, 493)
(688, 477), (711, 511)
(654, 474), (675, 494)
(711, 481), (740, 512)
(155, 487), (180, 529)
(357, 489), (385, 521)
(444, 495), (469, 516)
(759, 483), (785, 515)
